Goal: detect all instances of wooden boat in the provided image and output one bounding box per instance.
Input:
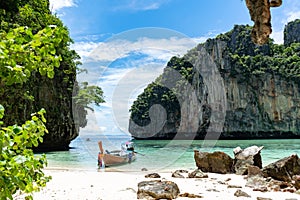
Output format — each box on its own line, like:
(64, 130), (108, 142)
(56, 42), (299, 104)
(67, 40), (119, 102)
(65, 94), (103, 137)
(98, 141), (136, 167)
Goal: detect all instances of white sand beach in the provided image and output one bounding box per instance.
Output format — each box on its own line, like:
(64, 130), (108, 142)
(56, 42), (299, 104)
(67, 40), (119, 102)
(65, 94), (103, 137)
(23, 167), (300, 200)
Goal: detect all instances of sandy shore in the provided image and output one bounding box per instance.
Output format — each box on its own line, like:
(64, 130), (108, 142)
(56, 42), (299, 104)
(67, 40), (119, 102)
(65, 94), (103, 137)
(16, 167), (299, 200)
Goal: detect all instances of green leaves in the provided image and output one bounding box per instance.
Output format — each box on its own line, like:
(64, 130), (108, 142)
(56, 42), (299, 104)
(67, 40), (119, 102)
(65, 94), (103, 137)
(0, 105), (50, 200)
(0, 26), (65, 85)
(0, 105), (4, 120)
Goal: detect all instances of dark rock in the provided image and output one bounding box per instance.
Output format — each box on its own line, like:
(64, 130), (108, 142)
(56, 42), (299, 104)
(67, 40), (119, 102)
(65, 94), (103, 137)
(217, 181), (226, 185)
(247, 165), (263, 177)
(263, 154), (300, 182)
(174, 169), (189, 173)
(137, 180), (180, 200)
(257, 198), (272, 200)
(293, 175), (300, 190)
(233, 146), (263, 175)
(227, 185), (242, 189)
(172, 172), (185, 178)
(141, 168), (148, 171)
(194, 151), (233, 174)
(171, 170), (189, 178)
(253, 187), (268, 192)
(178, 193), (202, 198)
(246, 175), (268, 190)
(188, 169), (208, 178)
(206, 188), (220, 192)
(267, 179), (294, 192)
(234, 189), (251, 197)
(283, 188), (296, 193)
(145, 173), (161, 178)
(284, 19), (300, 46)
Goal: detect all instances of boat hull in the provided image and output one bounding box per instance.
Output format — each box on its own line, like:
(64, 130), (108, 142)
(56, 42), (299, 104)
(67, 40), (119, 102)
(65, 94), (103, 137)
(103, 150), (136, 167)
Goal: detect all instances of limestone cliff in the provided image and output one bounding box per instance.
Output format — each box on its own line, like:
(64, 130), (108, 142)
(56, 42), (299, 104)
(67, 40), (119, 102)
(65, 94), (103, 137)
(129, 20), (300, 140)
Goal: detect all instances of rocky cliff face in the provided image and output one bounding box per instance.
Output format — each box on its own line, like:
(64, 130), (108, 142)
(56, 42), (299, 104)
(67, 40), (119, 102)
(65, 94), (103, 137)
(284, 19), (300, 46)
(129, 20), (300, 140)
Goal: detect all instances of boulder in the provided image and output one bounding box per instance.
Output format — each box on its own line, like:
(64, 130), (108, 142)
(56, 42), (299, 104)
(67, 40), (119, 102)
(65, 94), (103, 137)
(257, 198), (272, 200)
(262, 154), (300, 182)
(246, 175), (268, 190)
(188, 169), (208, 178)
(172, 172), (185, 178)
(233, 146), (264, 175)
(145, 173), (161, 178)
(137, 180), (180, 199)
(178, 193), (202, 198)
(234, 189), (251, 198)
(194, 150), (234, 174)
(172, 170), (189, 178)
(247, 165), (263, 177)
(292, 175), (300, 190)
(173, 169), (188, 173)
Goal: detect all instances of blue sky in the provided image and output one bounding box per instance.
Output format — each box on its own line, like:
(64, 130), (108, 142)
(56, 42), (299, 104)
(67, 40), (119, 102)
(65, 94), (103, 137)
(51, 0), (300, 44)
(49, 0), (300, 136)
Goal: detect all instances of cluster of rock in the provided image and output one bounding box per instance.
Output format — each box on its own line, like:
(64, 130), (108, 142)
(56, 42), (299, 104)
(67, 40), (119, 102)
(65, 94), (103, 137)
(137, 169), (206, 199)
(194, 146), (300, 193)
(137, 146), (300, 199)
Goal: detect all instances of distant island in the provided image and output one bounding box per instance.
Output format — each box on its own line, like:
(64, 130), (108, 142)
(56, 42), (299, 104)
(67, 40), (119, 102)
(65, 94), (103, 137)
(129, 19), (300, 140)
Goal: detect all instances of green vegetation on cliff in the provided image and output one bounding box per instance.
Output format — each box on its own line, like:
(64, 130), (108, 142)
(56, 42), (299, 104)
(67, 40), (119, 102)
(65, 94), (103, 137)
(130, 56), (194, 124)
(216, 25), (300, 80)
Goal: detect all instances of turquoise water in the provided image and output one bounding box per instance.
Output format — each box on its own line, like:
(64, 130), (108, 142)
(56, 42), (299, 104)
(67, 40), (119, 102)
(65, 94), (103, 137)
(42, 134), (300, 172)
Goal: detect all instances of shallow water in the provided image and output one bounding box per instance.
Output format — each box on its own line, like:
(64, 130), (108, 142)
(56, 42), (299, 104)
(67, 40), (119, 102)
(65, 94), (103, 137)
(42, 134), (300, 172)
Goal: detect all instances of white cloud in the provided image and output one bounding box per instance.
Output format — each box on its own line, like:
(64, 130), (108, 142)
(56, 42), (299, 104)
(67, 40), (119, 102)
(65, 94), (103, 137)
(71, 42), (99, 58)
(49, 0), (77, 12)
(76, 37), (198, 62)
(270, 30), (284, 44)
(286, 11), (300, 23)
(271, 1), (300, 44)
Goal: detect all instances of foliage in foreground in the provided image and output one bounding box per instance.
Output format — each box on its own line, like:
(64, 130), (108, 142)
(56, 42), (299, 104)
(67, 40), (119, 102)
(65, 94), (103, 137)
(0, 18), (63, 200)
(0, 105), (51, 200)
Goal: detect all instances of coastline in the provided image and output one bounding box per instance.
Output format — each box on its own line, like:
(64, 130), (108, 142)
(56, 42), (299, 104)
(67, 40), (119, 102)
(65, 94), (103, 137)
(19, 167), (300, 200)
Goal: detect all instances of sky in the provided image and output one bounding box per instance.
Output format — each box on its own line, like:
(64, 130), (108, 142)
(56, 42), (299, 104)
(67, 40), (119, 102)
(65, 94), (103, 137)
(49, 0), (300, 137)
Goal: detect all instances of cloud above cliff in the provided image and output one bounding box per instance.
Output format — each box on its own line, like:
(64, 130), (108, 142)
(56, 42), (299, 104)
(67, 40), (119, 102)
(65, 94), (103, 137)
(72, 36), (206, 62)
(49, 0), (77, 12)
